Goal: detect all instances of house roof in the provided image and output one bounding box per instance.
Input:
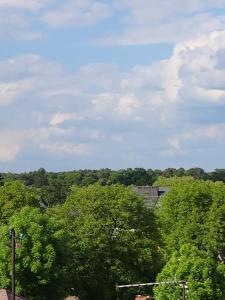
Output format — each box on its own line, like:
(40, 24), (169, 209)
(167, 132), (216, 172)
(0, 289), (26, 300)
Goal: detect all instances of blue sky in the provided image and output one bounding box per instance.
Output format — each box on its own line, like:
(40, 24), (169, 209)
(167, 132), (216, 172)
(1, 0), (225, 172)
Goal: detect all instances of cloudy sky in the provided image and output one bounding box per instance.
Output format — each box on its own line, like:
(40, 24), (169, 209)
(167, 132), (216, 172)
(1, 0), (225, 172)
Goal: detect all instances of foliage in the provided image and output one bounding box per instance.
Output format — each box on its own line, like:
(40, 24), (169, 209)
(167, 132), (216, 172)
(61, 184), (163, 300)
(0, 207), (69, 300)
(153, 176), (194, 187)
(155, 177), (225, 299)
(0, 170), (225, 298)
(157, 178), (215, 253)
(0, 181), (40, 224)
(154, 244), (225, 300)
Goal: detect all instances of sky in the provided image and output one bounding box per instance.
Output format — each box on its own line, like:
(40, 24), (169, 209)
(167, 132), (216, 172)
(1, 0), (225, 172)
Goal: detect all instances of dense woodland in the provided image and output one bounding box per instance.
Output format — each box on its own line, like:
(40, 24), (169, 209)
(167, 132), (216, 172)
(1, 167), (225, 206)
(0, 169), (225, 299)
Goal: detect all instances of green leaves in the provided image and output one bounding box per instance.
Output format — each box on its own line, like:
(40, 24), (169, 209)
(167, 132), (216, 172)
(155, 177), (225, 299)
(0, 181), (40, 224)
(0, 207), (69, 299)
(61, 184), (162, 300)
(154, 245), (222, 300)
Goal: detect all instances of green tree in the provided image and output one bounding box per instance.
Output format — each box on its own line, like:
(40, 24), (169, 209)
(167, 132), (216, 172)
(157, 178), (215, 254)
(61, 184), (162, 300)
(162, 168), (177, 178)
(0, 207), (69, 300)
(208, 169), (225, 182)
(154, 244), (224, 300)
(0, 181), (40, 224)
(40, 174), (68, 206)
(186, 168), (206, 179)
(33, 168), (48, 188)
(155, 177), (225, 299)
(153, 176), (194, 188)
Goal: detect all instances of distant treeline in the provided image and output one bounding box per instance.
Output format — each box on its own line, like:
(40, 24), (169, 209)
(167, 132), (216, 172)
(1, 167), (225, 205)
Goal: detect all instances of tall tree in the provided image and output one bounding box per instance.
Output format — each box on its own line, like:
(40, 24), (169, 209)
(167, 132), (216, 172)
(61, 184), (163, 300)
(0, 181), (40, 224)
(0, 207), (69, 300)
(155, 177), (225, 299)
(154, 244), (224, 300)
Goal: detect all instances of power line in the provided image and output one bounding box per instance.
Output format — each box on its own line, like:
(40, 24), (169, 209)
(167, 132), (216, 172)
(116, 281), (188, 300)
(116, 281), (187, 288)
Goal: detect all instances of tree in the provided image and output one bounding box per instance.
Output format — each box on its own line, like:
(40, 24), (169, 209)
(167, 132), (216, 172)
(186, 168), (206, 179)
(157, 178), (216, 254)
(208, 169), (225, 183)
(175, 168), (186, 177)
(33, 168), (48, 188)
(155, 177), (225, 299)
(0, 207), (70, 300)
(154, 244), (225, 300)
(162, 168), (177, 178)
(153, 176), (194, 187)
(40, 175), (68, 206)
(61, 184), (163, 300)
(0, 181), (40, 224)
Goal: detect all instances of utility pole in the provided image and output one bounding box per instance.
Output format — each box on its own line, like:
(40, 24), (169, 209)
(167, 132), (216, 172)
(182, 282), (186, 300)
(11, 228), (15, 300)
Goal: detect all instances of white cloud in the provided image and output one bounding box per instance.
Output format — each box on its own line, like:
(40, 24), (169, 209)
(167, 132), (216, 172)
(184, 124), (225, 140)
(161, 136), (186, 156)
(0, 0), (48, 11)
(0, 0), (112, 41)
(0, 131), (26, 161)
(98, 1), (225, 45)
(50, 112), (84, 126)
(116, 94), (140, 115)
(0, 11), (42, 40)
(164, 123), (225, 156)
(40, 142), (92, 155)
(0, 80), (34, 105)
(42, 0), (111, 28)
(0, 0), (224, 44)
(0, 145), (20, 162)
(1, 27), (225, 167)
(92, 93), (116, 114)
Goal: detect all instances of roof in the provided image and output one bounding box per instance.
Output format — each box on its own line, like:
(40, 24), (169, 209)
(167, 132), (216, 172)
(0, 289), (26, 300)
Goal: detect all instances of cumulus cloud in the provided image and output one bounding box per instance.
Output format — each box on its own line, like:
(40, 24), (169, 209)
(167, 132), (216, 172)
(164, 123), (225, 156)
(0, 131), (26, 161)
(2, 0), (224, 45)
(0, 0), (50, 11)
(98, 0), (225, 45)
(0, 11), (42, 40)
(0, 0), (111, 40)
(1, 28), (225, 167)
(42, 0), (112, 28)
(0, 145), (20, 162)
(50, 112), (84, 126)
(40, 142), (92, 155)
(116, 94), (140, 115)
(183, 124), (225, 140)
(0, 80), (35, 105)
(1, 0), (225, 44)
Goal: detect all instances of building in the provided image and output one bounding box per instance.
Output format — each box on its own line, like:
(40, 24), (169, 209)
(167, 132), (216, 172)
(135, 295), (154, 300)
(132, 186), (169, 207)
(0, 289), (25, 300)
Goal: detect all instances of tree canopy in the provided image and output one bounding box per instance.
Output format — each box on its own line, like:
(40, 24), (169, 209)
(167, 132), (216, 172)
(60, 184), (162, 300)
(154, 177), (225, 299)
(0, 207), (70, 299)
(0, 170), (225, 298)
